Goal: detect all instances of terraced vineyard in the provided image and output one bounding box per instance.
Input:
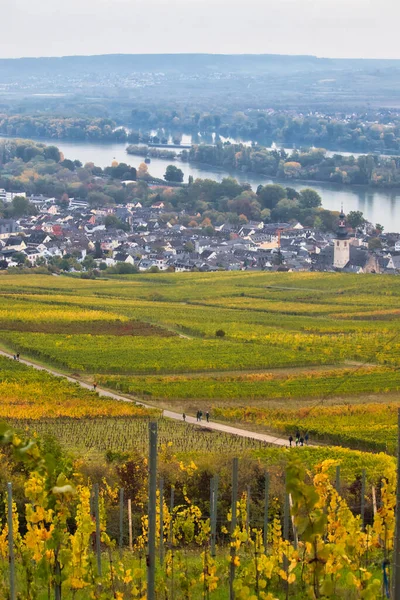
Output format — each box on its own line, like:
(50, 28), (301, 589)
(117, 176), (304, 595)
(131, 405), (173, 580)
(0, 270), (399, 453)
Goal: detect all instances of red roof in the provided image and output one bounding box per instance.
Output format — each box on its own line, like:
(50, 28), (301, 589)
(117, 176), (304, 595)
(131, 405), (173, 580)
(52, 225), (63, 236)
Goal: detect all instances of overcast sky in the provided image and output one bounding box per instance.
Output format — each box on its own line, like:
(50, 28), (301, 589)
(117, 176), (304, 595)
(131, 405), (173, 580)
(2, 0), (400, 60)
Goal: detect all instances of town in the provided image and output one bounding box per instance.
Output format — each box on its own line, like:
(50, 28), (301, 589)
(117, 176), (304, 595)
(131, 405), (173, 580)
(0, 184), (397, 274)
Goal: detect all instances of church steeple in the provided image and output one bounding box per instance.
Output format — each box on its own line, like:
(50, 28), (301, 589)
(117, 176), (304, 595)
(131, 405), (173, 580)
(333, 205), (350, 269)
(336, 204), (348, 239)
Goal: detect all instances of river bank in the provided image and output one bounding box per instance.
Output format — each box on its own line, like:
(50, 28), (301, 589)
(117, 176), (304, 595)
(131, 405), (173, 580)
(2, 136), (399, 230)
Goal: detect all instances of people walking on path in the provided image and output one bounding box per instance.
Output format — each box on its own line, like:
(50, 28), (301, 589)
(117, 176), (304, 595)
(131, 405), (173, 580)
(206, 411), (210, 422)
(289, 435), (293, 447)
(93, 382), (97, 391)
(300, 436), (304, 447)
(198, 410), (203, 422)
(196, 410), (200, 422)
(305, 433), (309, 445)
(16, 353), (20, 361)
(183, 413), (186, 422)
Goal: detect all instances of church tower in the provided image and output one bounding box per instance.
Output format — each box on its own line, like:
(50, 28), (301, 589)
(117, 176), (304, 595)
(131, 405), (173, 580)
(333, 207), (350, 269)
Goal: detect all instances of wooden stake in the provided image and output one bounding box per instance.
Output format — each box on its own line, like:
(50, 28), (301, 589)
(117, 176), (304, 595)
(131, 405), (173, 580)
(263, 472), (270, 550)
(288, 493), (298, 549)
(147, 421), (158, 600)
(391, 408), (400, 598)
(159, 477), (164, 566)
(119, 488), (124, 554)
(94, 483), (102, 577)
(372, 486), (377, 516)
(7, 483), (15, 600)
(229, 457), (239, 600)
(128, 499), (133, 551)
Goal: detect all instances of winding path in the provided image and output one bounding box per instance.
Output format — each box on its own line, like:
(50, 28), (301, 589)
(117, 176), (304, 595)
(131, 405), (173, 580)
(0, 349), (289, 447)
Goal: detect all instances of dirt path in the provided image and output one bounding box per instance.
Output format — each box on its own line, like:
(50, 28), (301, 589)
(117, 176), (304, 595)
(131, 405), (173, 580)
(0, 349), (290, 447)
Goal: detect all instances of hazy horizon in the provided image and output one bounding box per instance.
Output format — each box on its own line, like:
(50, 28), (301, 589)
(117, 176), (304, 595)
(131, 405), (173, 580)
(2, 51), (400, 62)
(2, 0), (400, 61)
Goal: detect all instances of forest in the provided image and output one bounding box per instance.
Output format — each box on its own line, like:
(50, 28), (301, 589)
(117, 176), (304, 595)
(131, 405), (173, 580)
(185, 143), (400, 187)
(5, 111), (400, 156)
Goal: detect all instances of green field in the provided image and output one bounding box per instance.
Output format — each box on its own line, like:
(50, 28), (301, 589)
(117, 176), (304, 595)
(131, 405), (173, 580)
(0, 271), (399, 452)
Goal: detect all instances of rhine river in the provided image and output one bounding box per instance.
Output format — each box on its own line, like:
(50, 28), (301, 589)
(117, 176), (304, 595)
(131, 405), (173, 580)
(6, 137), (400, 231)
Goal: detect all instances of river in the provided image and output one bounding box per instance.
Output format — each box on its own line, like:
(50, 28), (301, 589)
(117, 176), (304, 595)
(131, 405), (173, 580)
(5, 137), (400, 231)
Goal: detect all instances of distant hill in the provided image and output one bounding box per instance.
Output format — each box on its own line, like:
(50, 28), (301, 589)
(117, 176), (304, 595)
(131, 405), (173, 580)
(1, 53), (400, 78)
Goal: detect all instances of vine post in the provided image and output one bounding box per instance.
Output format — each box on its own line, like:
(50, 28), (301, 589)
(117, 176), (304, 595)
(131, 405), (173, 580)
(283, 476), (290, 600)
(119, 487), (124, 555)
(128, 498), (133, 551)
(229, 457), (239, 600)
(210, 475), (218, 558)
(147, 421), (158, 600)
(246, 485), (251, 542)
(263, 472), (269, 550)
(335, 465), (341, 494)
(169, 485), (175, 599)
(159, 477), (164, 566)
(391, 408), (400, 598)
(361, 469), (366, 531)
(7, 482), (15, 600)
(94, 483), (102, 577)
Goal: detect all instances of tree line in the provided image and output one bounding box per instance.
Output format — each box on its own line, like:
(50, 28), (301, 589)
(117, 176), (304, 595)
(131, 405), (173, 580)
(185, 143), (400, 187)
(0, 139), (355, 235)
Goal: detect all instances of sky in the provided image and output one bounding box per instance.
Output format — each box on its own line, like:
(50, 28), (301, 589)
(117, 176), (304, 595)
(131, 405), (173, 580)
(2, 0), (400, 60)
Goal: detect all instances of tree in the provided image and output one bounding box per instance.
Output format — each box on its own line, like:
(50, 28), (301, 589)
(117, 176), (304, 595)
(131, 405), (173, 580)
(6, 196), (37, 218)
(347, 211), (365, 229)
(299, 188), (322, 209)
(60, 159), (75, 171)
(375, 223), (384, 234)
(58, 193), (69, 209)
(260, 208), (271, 222)
(12, 252), (27, 266)
(87, 191), (113, 207)
(368, 237), (382, 251)
(44, 145), (61, 162)
(137, 163), (149, 179)
(286, 187), (301, 200)
(164, 165), (184, 183)
(283, 161), (301, 177)
(318, 209), (339, 232)
(257, 184), (287, 210)
(94, 241), (103, 258)
(271, 198), (300, 222)
(184, 241), (195, 253)
(82, 255), (95, 270)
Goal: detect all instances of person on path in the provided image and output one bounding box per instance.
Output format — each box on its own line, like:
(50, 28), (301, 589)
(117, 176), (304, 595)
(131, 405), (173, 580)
(196, 410), (200, 422)
(16, 353), (20, 361)
(300, 436), (304, 447)
(305, 433), (309, 445)
(13, 355), (16, 360)
(199, 410), (203, 422)
(289, 435), (293, 447)
(206, 411), (210, 423)
(295, 429), (300, 440)
(183, 413), (186, 422)
(93, 382), (97, 391)
(295, 435), (299, 447)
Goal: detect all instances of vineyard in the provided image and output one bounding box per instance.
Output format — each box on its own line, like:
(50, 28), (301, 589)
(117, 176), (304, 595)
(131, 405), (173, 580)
(0, 271), (400, 597)
(0, 272), (399, 449)
(0, 421), (397, 599)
